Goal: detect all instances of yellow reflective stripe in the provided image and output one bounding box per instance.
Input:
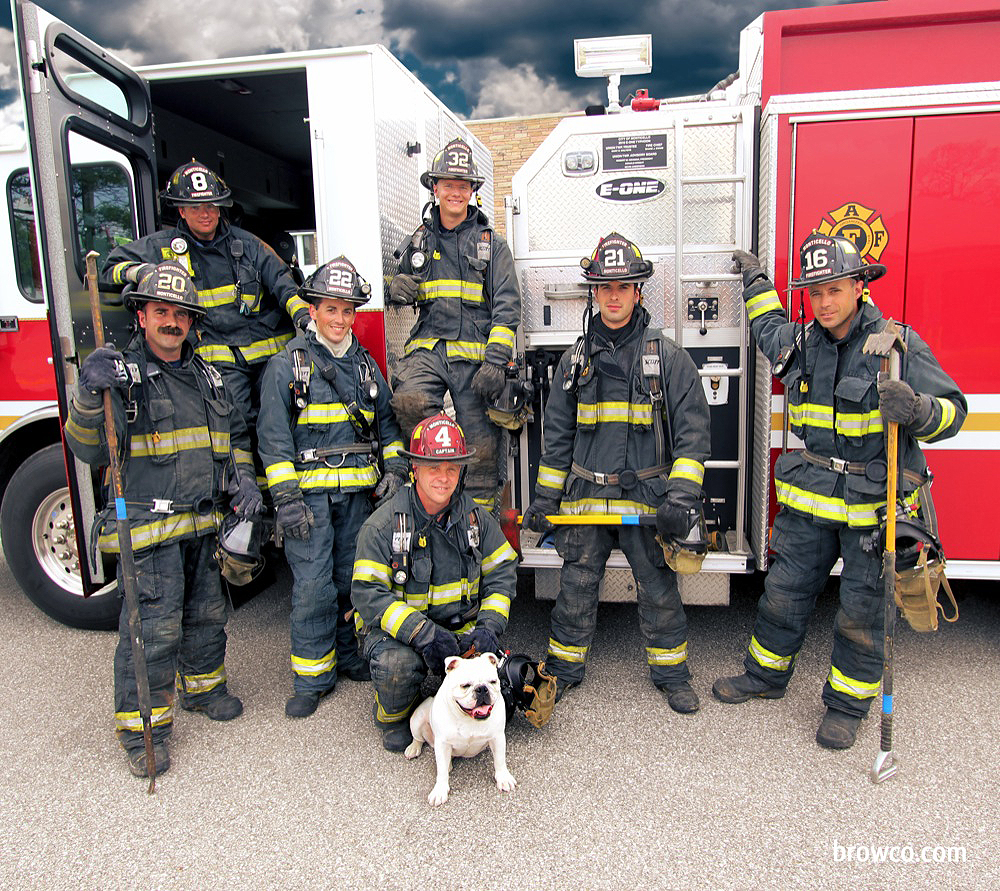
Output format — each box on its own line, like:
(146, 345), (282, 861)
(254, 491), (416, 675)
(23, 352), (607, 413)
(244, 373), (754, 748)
(428, 579), (480, 607)
(130, 426), (215, 457)
(353, 559), (391, 586)
(195, 344), (235, 363)
(297, 404), (375, 426)
(382, 440), (404, 461)
(479, 592), (511, 621)
(285, 294), (311, 318)
(381, 600), (420, 637)
(65, 416), (100, 446)
(669, 458), (705, 486)
(374, 692), (419, 724)
(577, 401), (653, 425)
(232, 448), (253, 467)
(547, 638), (587, 663)
(405, 337), (439, 355)
(110, 261), (135, 286)
(291, 647), (337, 677)
(746, 289), (783, 322)
(240, 333), (294, 362)
(560, 497), (658, 515)
(537, 464), (568, 491)
(835, 410), (884, 437)
(196, 284), (239, 308)
(181, 663), (227, 694)
(828, 665), (880, 699)
(646, 642), (688, 666)
(299, 465), (379, 489)
(265, 461), (299, 489)
(748, 635), (793, 672)
(98, 511), (221, 553)
(919, 396), (957, 441)
(482, 541), (518, 574)
(472, 495), (497, 508)
(775, 480), (881, 526)
(115, 705), (174, 732)
(444, 341), (486, 362)
(788, 402), (834, 430)
(487, 325), (515, 350)
(420, 279), (484, 303)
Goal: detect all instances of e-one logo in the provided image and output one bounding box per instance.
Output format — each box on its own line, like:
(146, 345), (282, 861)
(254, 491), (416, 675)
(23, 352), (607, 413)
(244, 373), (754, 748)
(596, 177), (665, 202)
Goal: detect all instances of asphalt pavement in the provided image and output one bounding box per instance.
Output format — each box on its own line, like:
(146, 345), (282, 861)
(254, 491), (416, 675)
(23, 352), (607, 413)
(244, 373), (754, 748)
(0, 557), (997, 890)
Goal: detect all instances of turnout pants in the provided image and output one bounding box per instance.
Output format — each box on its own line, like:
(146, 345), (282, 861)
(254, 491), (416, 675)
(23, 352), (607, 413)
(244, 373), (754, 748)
(546, 525), (691, 688)
(363, 630), (427, 727)
(284, 490), (371, 694)
(390, 343), (502, 508)
(743, 508), (885, 718)
(113, 534), (230, 753)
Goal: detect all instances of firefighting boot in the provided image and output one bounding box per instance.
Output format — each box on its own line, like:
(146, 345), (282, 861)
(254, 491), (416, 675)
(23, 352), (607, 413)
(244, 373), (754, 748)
(657, 681), (700, 714)
(816, 707), (862, 750)
(183, 692), (244, 721)
(373, 702), (413, 752)
(285, 692), (322, 718)
(712, 672), (785, 704)
(126, 743), (170, 778)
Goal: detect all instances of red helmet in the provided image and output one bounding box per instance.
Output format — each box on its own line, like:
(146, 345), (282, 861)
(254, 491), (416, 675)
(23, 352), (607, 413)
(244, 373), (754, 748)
(400, 414), (476, 463)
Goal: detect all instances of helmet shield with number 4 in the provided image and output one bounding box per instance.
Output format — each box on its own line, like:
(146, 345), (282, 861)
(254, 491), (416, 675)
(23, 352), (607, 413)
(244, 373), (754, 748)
(581, 232), (654, 283)
(400, 413), (476, 463)
(125, 260), (206, 316)
(300, 255), (372, 306)
(789, 233), (886, 288)
(420, 138), (485, 191)
(161, 159), (233, 207)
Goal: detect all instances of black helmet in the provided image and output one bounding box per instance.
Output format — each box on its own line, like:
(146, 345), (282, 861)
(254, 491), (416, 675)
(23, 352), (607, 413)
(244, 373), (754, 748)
(894, 515), (945, 573)
(580, 232), (654, 283)
(789, 233), (886, 288)
(420, 138), (484, 191)
(300, 256), (371, 306)
(124, 260), (206, 316)
(215, 513), (265, 586)
(161, 159), (233, 207)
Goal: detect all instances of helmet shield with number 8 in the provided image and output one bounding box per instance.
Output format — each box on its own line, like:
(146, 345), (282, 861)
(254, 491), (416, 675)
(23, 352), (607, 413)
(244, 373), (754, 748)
(420, 138), (485, 191)
(125, 260), (206, 316)
(400, 413), (476, 463)
(789, 233), (886, 288)
(581, 232), (654, 283)
(300, 255), (372, 306)
(161, 159), (233, 207)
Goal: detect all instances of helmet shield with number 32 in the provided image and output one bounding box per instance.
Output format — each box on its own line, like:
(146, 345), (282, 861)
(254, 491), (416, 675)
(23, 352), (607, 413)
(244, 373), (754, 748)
(125, 260), (206, 316)
(420, 138), (485, 192)
(400, 413), (476, 463)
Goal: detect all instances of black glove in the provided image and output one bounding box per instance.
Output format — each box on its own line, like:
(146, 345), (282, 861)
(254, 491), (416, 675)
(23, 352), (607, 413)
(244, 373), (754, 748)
(878, 379), (933, 428)
(731, 250), (767, 287)
(77, 346), (126, 409)
(388, 274), (421, 305)
(373, 468), (407, 505)
(230, 473), (264, 518)
(411, 621), (461, 674)
(656, 489), (701, 540)
(460, 627), (501, 656)
(522, 497), (558, 534)
(274, 497), (314, 545)
(471, 361), (508, 400)
(123, 262), (156, 285)
(293, 307), (312, 331)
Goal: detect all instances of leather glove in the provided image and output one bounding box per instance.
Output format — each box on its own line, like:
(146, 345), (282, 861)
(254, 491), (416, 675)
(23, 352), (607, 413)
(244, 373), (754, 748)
(373, 468), (407, 505)
(471, 361), (508, 400)
(388, 273), (421, 305)
(656, 488), (701, 540)
(878, 379), (934, 428)
(77, 346), (126, 409)
(274, 497), (314, 545)
(123, 262), (156, 285)
(229, 473), (264, 518)
(731, 250), (767, 288)
(293, 307), (312, 331)
(460, 627), (502, 657)
(411, 620), (461, 674)
(522, 497), (558, 534)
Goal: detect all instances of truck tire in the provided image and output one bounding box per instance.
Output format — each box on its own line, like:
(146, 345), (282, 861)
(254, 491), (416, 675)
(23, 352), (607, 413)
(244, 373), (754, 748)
(0, 444), (120, 630)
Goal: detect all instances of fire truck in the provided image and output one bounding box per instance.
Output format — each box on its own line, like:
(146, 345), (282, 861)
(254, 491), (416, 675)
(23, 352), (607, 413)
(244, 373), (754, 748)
(3, 0), (492, 628)
(509, 0), (1000, 604)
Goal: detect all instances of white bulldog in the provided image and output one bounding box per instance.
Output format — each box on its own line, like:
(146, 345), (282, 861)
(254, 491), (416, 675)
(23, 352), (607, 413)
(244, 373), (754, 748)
(405, 652), (517, 806)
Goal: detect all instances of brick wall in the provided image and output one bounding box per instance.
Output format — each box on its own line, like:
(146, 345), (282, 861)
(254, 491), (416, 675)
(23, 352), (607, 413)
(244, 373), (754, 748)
(466, 111), (577, 237)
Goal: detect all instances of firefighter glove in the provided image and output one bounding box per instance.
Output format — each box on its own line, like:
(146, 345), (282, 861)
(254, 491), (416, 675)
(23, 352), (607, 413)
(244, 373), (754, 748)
(471, 360), (507, 400)
(731, 250), (768, 288)
(522, 496), (558, 534)
(656, 489), (701, 539)
(877, 379), (934, 429)
(274, 497), (314, 545)
(461, 627), (502, 656)
(230, 473), (264, 519)
(388, 273), (421, 305)
(293, 307), (312, 331)
(373, 468), (407, 505)
(78, 346), (127, 408)
(124, 262), (156, 285)
(411, 620), (461, 674)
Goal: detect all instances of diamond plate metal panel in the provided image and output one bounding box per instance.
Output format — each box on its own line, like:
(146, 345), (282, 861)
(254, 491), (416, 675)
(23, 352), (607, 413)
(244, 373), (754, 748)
(680, 254), (744, 328)
(750, 346), (774, 569)
(534, 566), (729, 605)
(682, 182), (737, 246)
(682, 122), (737, 177)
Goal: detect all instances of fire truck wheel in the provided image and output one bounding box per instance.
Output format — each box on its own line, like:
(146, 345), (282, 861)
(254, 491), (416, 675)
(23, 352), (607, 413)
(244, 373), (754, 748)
(1, 444), (120, 631)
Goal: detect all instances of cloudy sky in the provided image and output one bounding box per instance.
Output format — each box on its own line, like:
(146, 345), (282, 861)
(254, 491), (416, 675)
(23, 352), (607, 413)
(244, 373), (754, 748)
(1, 0), (864, 142)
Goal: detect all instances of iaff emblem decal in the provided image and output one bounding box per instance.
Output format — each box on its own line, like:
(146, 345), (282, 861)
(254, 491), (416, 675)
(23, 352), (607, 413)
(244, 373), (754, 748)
(816, 202), (889, 261)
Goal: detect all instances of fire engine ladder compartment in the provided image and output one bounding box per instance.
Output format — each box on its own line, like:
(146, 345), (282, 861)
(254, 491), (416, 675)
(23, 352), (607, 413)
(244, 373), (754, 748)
(509, 104), (760, 605)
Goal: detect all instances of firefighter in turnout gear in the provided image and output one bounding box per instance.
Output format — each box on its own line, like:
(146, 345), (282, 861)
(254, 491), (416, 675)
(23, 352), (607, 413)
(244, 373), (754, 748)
(715, 233), (966, 749)
(102, 160), (310, 434)
(388, 138), (521, 510)
(522, 234), (712, 713)
(64, 262), (259, 777)
(257, 256), (407, 718)
(351, 414), (519, 751)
